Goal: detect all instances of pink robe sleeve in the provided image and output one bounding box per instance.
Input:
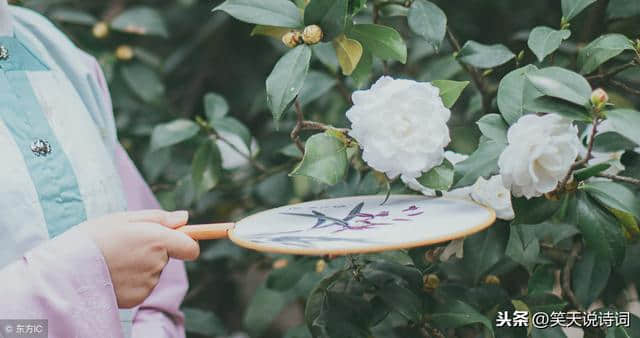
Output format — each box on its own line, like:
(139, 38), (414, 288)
(115, 144), (189, 338)
(0, 228), (124, 337)
(82, 45), (189, 337)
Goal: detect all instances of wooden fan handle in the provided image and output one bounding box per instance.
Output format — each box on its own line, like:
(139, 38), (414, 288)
(177, 223), (235, 240)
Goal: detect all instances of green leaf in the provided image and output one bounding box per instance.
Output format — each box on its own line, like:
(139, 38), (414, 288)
(266, 45), (312, 121)
(431, 300), (494, 337)
(416, 159), (453, 191)
(452, 140), (506, 188)
(111, 6), (168, 37)
(311, 42), (339, 72)
(432, 80), (469, 108)
(527, 26), (571, 62)
(121, 63), (165, 103)
(284, 326), (312, 338)
(577, 34), (635, 74)
(290, 133), (348, 185)
(351, 50), (373, 88)
(607, 0), (640, 19)
(462, 223), (508, 284)
(349, 0), (368, 15)
(211, 116), (252, 148)
(562, 0), (598, 21)
(593, 131), (639, 152)
(250, 25), (290, 39)
(574, 191), (626, 266)
(361, 262), (423, 321)
(511, 197), (562, 225)
(533, 223), (580, 245)
(528, 265), (555, 295)
(204, 92), (229, 120)
(305, 271), (372, 338)
(606, 109), (640, 146)
(191, 139), (222, 194)
(456, 41), (515, 69)
(582, 181), (640, 219)
(304, 0), (348, 41)
(525, 67), (592, 106)
(298, 71), (337, 106)
(497, 65), (538, 125)
(574, 163), (612, 181)
(243, 286), (288, 337)
(523, 94), (592, 121)
(532, 326), (567, 338)
(506, 224), (541, 273)
(524, 292), (568, 314)
(150, 119), (199, 151)
(606, 314), (640, 338)
(348, 24), (407, 63)
(50, 8), (97, 26)
(333, 34), (363, 76)
(572, 248), (612, 309)
(476, 114), (508, 143)
(183, 307), (226, 336)
(408, 0), (447, 51)
(213, 0), (303, 28)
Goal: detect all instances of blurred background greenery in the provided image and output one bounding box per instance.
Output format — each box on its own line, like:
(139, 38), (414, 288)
(14, 0), (640, 337)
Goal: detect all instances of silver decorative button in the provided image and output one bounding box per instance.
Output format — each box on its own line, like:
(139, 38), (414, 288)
(31, 139), (52, 157)
(0, 45), (8, 60)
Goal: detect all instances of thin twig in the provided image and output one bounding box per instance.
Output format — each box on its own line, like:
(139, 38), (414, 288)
(562, 241), (584, 312)
(446, 27), (493, 113)
(216, 134), (267, 172)
(102, 0), (127, 21)
(291, 101), (306, 153)
(597, 173), (640, 186)
(290, 101), (352, 153)
(556, 118), (600, 192)
(586, 61), (636, 81)
(610, 79), (640, 96)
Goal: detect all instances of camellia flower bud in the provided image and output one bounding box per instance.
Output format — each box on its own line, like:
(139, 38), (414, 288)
(315, 259), (326, 273)
(115, 45), (134, 61)
(92, 22), (109, 39)
(272, 258), (288, 269)
(484, 275), (501, 285)
(282, 31), (302, 48)
(302, 25), (323, 45)
(590, 88), (609, 109)
(423, 274), (440, 291)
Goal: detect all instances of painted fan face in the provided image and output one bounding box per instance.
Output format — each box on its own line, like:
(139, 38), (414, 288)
(228, 195), (496, 255)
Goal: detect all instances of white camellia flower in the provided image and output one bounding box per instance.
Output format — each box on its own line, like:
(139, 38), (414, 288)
(347, 76), (451, 185)
(470, 175), (515, 220)
(216, 131), (259, 170)
(498, 114), (581, 199)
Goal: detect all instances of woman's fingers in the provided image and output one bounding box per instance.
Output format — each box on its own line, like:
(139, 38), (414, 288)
(121, 209), (190, 228)
(160, 228), (201, 261)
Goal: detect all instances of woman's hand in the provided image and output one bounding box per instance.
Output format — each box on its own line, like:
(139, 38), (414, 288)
(77, 210), (200, 308)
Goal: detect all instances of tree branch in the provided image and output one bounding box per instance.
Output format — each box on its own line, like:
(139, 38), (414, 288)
(610, 79), (640, 96)
(586, 61), (636, 81)
(446, 27), (493, 113)
(597, 173), (640, 186)
(291, 100), (306, 153)
(555, 118), (600, 192)
(562, 241), (584, 312)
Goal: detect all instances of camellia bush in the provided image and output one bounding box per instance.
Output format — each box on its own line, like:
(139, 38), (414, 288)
(24, 0), (640, 337)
